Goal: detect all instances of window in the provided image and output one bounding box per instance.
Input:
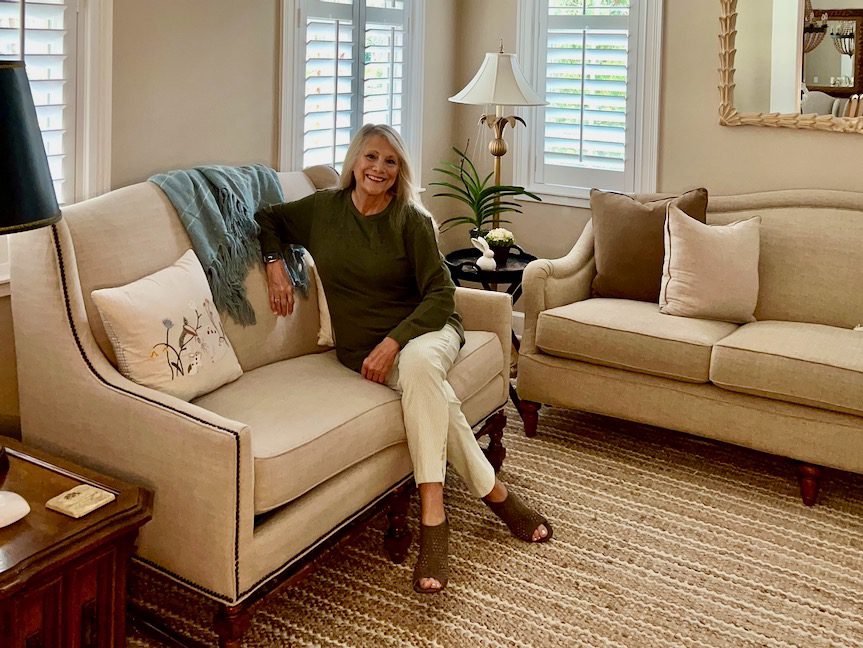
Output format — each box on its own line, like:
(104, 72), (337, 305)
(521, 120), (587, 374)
(0, 0), (111, 287)
(515, 0), (662, 205)
(280, 0), (424, 174)
(1, 0), (78, 205)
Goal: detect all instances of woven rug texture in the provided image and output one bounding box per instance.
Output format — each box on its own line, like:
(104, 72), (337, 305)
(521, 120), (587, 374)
(128, 406), (863, 647)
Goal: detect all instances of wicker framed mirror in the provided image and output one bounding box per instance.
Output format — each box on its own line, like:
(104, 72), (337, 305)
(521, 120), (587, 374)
(720, 0), (863, 134)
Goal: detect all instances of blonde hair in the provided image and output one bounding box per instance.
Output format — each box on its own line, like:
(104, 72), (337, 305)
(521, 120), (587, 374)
(338, 124), (424, 213)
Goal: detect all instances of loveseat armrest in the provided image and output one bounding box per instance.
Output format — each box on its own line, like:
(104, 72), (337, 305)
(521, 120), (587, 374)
(455, 287), (512, 405)
(12, 222), (255, 602)
(520, 220), (596, 354)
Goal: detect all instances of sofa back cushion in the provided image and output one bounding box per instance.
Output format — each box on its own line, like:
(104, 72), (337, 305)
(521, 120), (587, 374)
(590, 188), (709, 302)
(65, 168), (335, 373)
(707, 190), (863, 329)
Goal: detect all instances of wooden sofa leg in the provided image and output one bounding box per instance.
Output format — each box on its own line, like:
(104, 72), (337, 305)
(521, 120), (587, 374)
(477, 410), (507, 473)
(384, 483), (413, 564)
(215, 602), (252, 648)
(519, 400), (541, 437)
(798, 463), (823, 506)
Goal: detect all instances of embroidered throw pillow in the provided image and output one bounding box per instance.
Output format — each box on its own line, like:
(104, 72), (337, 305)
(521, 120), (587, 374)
(91, 250), (243, 401)
(590, 187), (709, 302)
(659, 204), (762, 324)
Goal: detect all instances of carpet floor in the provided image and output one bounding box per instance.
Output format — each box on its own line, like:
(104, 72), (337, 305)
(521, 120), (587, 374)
(128, 406), (863, 647)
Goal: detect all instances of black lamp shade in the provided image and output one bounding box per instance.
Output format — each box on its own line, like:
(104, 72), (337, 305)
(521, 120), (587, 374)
(0, 60), (61, 234)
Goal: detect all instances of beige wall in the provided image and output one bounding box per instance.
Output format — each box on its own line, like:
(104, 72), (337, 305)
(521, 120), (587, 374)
(0, 296), (18, 437)
(111, 0), (281, 188)
(3, 0), (863, 429)
(419, 0), (459, 223)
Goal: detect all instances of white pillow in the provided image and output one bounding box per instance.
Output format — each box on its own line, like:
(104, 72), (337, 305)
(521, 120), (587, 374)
(659, 204), (761, 324)
(91, 250), (243, 401)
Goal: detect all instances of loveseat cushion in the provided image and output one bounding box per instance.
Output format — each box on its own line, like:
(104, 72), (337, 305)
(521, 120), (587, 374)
(710, 321), (863, 416)
(193, 330), (503, 514)
(535, 298), (738, 383)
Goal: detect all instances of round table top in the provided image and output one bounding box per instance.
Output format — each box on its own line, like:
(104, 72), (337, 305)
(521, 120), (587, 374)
(444, 247), (537, 282)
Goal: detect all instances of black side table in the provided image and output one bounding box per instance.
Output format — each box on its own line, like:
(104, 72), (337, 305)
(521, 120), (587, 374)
(445, 245), (536, 412)
(444, 245), (536, 303)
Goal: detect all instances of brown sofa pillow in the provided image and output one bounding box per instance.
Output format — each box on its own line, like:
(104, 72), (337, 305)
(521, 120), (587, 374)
(590, 188), (709, 302)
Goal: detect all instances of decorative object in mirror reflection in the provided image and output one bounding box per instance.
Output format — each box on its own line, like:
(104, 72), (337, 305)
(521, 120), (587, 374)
(832, 21), (855, 57)
(803, 0), (829, 53)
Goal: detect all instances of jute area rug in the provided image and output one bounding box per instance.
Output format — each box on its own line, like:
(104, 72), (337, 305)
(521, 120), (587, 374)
(128, 405), (863, 647)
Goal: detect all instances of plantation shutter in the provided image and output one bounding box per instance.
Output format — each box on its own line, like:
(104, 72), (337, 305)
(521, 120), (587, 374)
(299, 0), (407, 171)
(539, 0), (633, 192)
(0, 0), (78, 205)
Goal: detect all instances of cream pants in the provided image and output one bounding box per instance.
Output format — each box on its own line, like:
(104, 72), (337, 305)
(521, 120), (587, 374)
(386, 325), (497, 498)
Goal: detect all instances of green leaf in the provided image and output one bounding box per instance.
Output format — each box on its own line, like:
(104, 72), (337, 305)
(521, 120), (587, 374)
(428, 181), (473, 201)
(438, 216), (481, 227)
(432, 145), (540, 228)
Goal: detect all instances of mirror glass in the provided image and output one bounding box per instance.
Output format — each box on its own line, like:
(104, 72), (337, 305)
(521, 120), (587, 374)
(803, 19), (856, 90)
(730, 0), (863, 120)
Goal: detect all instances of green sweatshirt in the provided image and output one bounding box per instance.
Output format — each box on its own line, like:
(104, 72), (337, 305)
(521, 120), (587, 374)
(256, 189), (464, 373)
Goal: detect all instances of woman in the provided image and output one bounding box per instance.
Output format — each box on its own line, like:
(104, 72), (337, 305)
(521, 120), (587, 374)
(256, 124), (551, 594)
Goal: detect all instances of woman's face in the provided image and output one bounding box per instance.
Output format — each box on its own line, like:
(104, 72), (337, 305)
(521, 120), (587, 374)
(352, 134), (400, 200)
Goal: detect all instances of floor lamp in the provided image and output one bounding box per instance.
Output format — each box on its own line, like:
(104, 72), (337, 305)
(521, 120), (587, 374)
(449, 43), (545, 229)
(0, 59), (62, 527)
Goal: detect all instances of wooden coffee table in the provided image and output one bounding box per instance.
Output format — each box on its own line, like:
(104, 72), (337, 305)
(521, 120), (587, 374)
(0, 438), (152, 647)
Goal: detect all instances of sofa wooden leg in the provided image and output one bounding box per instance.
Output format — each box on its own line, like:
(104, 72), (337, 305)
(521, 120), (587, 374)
(478, 410), (507, 473)
(384, 483), (413, 564)
(215, 602), (252, 648)
(798, 463), (823, 506)
(519, 400), (541, 437)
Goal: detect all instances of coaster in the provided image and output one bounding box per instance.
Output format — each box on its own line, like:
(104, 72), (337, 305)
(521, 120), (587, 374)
(46, 484), (116, 518)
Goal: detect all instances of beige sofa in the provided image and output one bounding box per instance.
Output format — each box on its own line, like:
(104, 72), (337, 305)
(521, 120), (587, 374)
(10, 166), (512, 646)
(517, 189), (863, 505)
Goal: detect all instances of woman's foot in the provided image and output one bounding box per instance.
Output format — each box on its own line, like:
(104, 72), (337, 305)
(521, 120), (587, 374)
(415, 482), (447, 593)
(483, 480), (552, 543)
(413, 518), (449, 594)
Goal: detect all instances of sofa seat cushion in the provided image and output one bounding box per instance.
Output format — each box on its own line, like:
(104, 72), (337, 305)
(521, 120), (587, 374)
(193, 331), (503, 514)
(535, 298), (739, 383)
(710, 321), (863, 416)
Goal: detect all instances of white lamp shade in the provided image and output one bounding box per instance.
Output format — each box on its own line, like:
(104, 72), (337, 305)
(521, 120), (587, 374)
(449, 52), (546, 107)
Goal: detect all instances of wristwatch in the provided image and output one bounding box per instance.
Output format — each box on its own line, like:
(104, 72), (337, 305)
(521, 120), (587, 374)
(263, 252), (282, 264)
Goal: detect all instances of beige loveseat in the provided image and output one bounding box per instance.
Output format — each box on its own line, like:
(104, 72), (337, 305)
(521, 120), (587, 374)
(517, 189), (863, 505)
(10, 166), (512, 646)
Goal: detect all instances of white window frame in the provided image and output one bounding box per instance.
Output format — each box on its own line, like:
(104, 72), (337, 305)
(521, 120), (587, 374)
(278, 0), (424, 181)
(0, 0), (112, 292)
(513, 0), (662, 209)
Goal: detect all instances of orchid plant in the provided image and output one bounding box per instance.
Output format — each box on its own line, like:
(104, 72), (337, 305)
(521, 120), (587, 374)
(430, 147), (540, 234)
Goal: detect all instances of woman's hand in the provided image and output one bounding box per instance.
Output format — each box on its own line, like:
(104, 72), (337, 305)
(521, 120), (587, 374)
(362, 337), (400, 384)
(266, 260), (294, 316)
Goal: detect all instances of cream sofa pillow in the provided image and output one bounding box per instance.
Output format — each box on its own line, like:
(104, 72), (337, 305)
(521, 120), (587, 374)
(659, 204), (761, 324)
(91, 249), (243, 401)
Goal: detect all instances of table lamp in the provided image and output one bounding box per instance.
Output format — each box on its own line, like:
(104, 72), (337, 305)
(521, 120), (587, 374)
(449, 42), (545, 228)
(0, 59), (62, 527)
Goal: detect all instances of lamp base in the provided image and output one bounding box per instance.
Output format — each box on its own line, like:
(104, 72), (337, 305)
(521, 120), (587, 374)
(0, 490), (30, 528)
(479, 113), (527, 229)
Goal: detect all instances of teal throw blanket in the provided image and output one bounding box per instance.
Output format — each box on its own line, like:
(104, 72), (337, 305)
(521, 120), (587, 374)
(149, 164), (284, 326)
